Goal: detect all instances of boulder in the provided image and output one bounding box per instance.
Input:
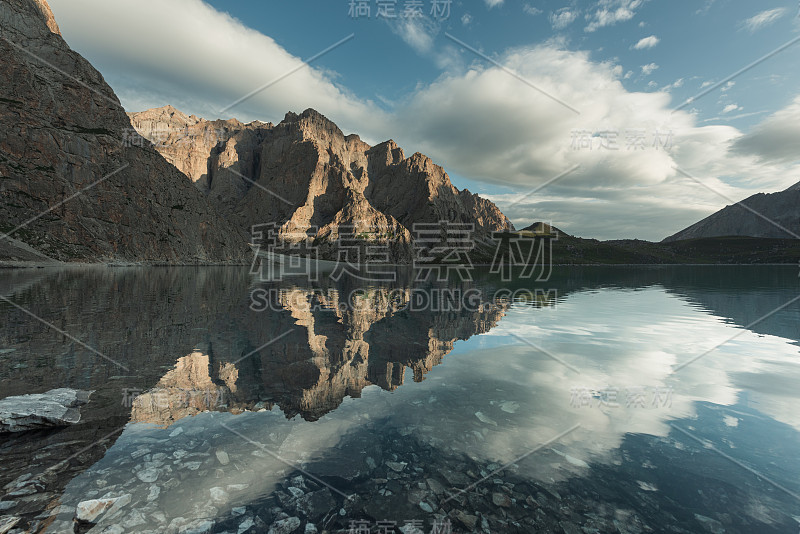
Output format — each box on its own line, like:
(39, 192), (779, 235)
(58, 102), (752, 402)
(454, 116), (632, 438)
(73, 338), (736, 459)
(0, 388), (91, 433)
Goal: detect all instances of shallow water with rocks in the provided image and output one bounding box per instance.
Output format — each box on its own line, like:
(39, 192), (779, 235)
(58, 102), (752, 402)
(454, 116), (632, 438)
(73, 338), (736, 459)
(1, 266), (799, 533)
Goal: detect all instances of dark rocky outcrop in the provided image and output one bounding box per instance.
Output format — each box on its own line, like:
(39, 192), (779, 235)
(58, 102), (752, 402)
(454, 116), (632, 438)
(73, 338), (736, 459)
(0, 388), (91, 433)
(0, 0), (250, 263)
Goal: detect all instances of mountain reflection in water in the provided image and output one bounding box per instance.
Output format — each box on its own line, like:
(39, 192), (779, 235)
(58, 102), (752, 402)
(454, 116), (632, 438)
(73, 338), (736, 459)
(0, 266), (799, 533)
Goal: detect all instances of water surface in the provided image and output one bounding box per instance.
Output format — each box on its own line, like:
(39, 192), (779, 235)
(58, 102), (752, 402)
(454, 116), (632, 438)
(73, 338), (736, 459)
(1, 266), (799, 533)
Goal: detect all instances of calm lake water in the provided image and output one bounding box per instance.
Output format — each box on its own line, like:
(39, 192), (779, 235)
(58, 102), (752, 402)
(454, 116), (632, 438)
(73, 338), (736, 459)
(1, 266), (799, 533)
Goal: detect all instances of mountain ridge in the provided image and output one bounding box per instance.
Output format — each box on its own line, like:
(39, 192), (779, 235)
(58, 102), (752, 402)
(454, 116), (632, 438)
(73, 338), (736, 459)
(0, 0), (250, 264)
(663, 184), (800, 242)
(129, 105), (514, 262)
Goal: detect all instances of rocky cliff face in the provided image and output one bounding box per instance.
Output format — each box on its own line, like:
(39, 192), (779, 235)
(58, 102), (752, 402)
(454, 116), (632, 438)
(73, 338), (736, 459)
(663, 181), (800, 242)
(129, 107), (514, 262)
(0, 0), (250, 263)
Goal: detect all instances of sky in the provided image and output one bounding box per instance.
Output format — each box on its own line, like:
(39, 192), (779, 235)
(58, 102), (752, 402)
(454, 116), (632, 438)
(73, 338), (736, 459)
(47, 0), (800, 241)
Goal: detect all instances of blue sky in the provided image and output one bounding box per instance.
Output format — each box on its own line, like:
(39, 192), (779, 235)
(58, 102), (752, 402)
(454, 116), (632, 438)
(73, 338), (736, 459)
(48, 0), (800, 240)
(202, 0), (799, 130)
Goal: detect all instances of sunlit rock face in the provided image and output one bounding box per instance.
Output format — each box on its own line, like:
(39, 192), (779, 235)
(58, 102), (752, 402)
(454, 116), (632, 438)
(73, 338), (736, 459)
(129, 107), (514, 263)
(0, 0), (250, 263)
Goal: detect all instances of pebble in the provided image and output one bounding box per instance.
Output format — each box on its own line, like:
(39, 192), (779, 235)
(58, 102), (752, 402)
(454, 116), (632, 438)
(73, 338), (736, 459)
(268, 516), (301, 534)
(386, 461), (406, 472)
(136, 468), (159, 483)
(492, 492), (511, 508)
(474, 412), (498, 426)
(210, 487), (228, 503)
(499, 401), (520, 413)
(147, 485), (161, 502)
(216, 450), (230, 465)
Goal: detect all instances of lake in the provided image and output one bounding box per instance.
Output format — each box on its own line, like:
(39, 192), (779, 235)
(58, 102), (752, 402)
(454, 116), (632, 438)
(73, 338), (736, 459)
(1, 265), (799, 533)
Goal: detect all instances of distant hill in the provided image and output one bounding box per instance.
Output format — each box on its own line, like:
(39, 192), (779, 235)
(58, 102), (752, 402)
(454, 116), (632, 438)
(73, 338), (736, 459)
(663, 181), (800, 242)
(522, 223), (800, 265)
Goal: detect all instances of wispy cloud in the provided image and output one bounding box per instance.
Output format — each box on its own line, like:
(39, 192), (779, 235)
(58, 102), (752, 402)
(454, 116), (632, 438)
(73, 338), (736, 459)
(485, 0), (504, 8)
(695, 0), (716, 15)
(390, 16), (436, 54)
(641, 62), (658, 76)
(740, 8), (787, 33)
(585, 0), (644, 32)
(662, 77), (684, 91)
(523, 4), (543, 16)
(385, 14), (460, 69)
(550, 7), (579, 30)
(633, 35), (659, 49)
(722, 103), (741, 114)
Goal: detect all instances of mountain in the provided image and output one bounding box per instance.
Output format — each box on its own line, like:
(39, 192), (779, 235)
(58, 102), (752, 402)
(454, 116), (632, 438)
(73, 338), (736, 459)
(129, 106), (514, 262)
(524, 223), (800, 265)
(662, 181), (800, 242)
(0, 0), (250, 263)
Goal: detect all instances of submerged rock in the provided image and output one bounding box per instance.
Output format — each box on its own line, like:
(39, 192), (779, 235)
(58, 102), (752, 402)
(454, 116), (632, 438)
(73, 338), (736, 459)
(268, 516), (301, 534)
(0, 388), (91, 433)
(75, 494), (131, 524)
(0, 516), (21, 534)
(491, 492), (511, 508)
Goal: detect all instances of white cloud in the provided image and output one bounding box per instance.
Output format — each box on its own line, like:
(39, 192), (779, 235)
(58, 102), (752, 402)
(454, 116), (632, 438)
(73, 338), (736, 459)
(695, 0), (717, 15)
(640, 62), (658, 76)
(385, 13), (461, 70)
(549, 7), (579, 30)
(662, 78), (684, 91)
(47, 0), (800, 241)
(732, 96), (800, 164)
(721, 103), (741, 114)
(47, 0), (383, 131)
(391, 46), (799, 239)
(484, 0), (504, 8)
(585, 0), (644, 32)
(390, 16), (436, 54)
(523, 4), (543, 16)
(632, 35), (659, 49)
(741, 8), (787, 33)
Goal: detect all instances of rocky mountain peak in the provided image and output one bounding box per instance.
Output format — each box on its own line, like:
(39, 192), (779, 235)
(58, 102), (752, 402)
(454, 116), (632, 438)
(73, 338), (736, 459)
(783, 179), (800, 192)
(366, 140), (404, 169)
(31, 0), (60, 35)
(129, 105), (514, 261)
